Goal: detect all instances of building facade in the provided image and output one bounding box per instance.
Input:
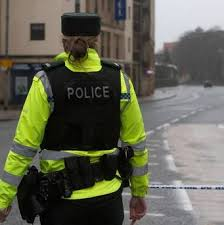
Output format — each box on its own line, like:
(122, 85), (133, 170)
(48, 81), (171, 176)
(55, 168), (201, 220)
(0, 0), (155, 105)
(132, 0), (155, 96)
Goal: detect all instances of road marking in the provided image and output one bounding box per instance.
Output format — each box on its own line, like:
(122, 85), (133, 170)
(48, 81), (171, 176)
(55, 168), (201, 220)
(149, 195), (164, 199)
(190, 111), (196, 115)
(122, 192), (149, 199)
(124, 210), (165, 217)
(173, 180), (193, 211)
(151, 181), (163, 184)
(146, 130), (154, 136)
(163, 140), (170, 151)
(192, 93), (200, 100)
(156, 125), (163, 130)
(147, 139), (162, 143)
(218, 124), (224, 129)
(181, 114), (188, 118)
(198, 108), (204, 112)
(122, 192), (164, 199)
(148, 143), (161, 147)
(171, 118), (179, 123)
(162, 123), (170, 129)
(165, 154), (177, 172)
(150, 154), (157, 158)
(148, 162), (159, 166)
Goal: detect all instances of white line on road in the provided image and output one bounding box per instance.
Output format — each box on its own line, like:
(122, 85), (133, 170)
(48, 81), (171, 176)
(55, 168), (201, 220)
(171, 118), (179, 123)
(122, 192), (149, 199)
(192, 93), (200, 100)
(190, 111), (196, 115)
(150, 154), (157, 158)
(148, 143), (161, 148)
(162, 123), (170, 129)
(165, 154), (177, 172)
(156, 125), (163, 130)
(173, 180), (193, 211)
(147, 139), (162, 143)
(218, 124), (224, 129)
(146, 130), (154, 136)
(148, 162), (159, 166)
(181, 114), (188, 118)
(122, 192), (164, 199)
(163, 140), (170, 151)
(124, 210), (165, 217)
(149, 195), (164, 199)
(151, 181), (163, 184)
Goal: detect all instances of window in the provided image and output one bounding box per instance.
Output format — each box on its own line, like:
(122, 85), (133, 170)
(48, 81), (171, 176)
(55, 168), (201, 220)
(107, 32), (111, 58)
(86, 0), (90, 12)
(115, 34), (119, 59)
(108, 0), (113, 12)
(30, 23), (45, 40)
(95, 0), (98, 13)
(128, 6), (131, 19)
(75, 0), (80, 12)
(128, 37), (131, 52)
(101, 31), (105, 57)
(102, 0), (104, 10)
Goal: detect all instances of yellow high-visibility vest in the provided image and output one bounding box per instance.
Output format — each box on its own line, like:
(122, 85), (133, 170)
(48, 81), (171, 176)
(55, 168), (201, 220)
(0, 48), (149, 209)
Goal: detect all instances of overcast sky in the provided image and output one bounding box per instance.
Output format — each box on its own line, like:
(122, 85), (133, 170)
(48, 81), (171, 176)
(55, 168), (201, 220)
(155, 0), (224, 52)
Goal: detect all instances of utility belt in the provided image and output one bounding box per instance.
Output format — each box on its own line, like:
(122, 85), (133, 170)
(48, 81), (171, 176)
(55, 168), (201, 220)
(17, 146), (134, 224)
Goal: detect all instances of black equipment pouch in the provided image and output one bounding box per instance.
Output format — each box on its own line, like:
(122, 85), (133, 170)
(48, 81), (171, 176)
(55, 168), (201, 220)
(39, 170), (68, 201)
(100, 154), (118, 180)
(64, 156), (95, 190)
(17, 166), (45, 224)
(118, 146), (134, 187)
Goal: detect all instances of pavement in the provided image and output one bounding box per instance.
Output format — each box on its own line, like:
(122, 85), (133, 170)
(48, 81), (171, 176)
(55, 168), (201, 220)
(0, 88), (176, 121)
(138, 87), (176, 103)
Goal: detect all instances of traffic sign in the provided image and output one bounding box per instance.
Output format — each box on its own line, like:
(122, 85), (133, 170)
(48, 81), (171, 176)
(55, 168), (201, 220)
(115, 0), (126, 21)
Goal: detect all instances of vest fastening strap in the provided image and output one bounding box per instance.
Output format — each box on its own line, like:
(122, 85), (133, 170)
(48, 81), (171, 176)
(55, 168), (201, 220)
(40, 148), (119, 160)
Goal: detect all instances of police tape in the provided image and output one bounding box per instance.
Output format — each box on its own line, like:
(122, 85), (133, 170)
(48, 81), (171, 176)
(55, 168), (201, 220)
(149, 184), (224, 190)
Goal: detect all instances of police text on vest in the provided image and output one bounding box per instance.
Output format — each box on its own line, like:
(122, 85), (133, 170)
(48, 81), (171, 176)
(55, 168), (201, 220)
(67, 86), (110, 99)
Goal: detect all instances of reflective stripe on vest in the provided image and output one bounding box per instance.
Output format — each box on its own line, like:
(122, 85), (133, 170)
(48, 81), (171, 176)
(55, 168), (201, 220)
(36, 70), (54, 112)
(121, 139), (146, 152)
(1, 171), (22, 187)
(11, 142), (37, 158)
(132, 163), (148, 176)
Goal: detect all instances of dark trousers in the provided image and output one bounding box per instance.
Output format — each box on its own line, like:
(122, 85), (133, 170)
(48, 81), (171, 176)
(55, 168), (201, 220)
(39, 189), (124, 225)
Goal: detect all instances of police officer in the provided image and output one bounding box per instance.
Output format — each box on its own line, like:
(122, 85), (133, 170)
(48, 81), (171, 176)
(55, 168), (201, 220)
(0, 13), (149, 225)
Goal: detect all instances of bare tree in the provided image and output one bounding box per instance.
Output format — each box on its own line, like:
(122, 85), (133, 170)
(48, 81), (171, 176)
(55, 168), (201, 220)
(173, 27), (224, 83)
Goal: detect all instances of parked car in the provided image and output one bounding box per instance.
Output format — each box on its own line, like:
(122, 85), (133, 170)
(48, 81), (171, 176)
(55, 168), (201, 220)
(203, 80), (213, 88)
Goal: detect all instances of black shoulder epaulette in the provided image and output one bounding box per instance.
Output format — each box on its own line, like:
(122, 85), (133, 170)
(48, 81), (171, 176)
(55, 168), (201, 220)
(41, 61), (65, 72)
(101, 60), (121, 70)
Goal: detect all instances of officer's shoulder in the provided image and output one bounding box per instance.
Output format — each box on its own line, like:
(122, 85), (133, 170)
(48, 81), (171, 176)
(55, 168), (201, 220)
(101, 60), (122, 70)
(41, 61), (65, 72)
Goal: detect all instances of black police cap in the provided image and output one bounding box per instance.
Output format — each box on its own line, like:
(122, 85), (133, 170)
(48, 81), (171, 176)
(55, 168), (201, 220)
(61, 12), (101, 36)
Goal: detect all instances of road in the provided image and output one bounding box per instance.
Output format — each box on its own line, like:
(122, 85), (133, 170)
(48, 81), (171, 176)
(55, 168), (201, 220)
(1, 85), (224, 225)
(140, 85), (224, 225)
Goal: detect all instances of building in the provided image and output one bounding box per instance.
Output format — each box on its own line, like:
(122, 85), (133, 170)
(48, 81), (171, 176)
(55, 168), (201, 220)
(0, 0), (155, 105)
(132, 0), (155, 96)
